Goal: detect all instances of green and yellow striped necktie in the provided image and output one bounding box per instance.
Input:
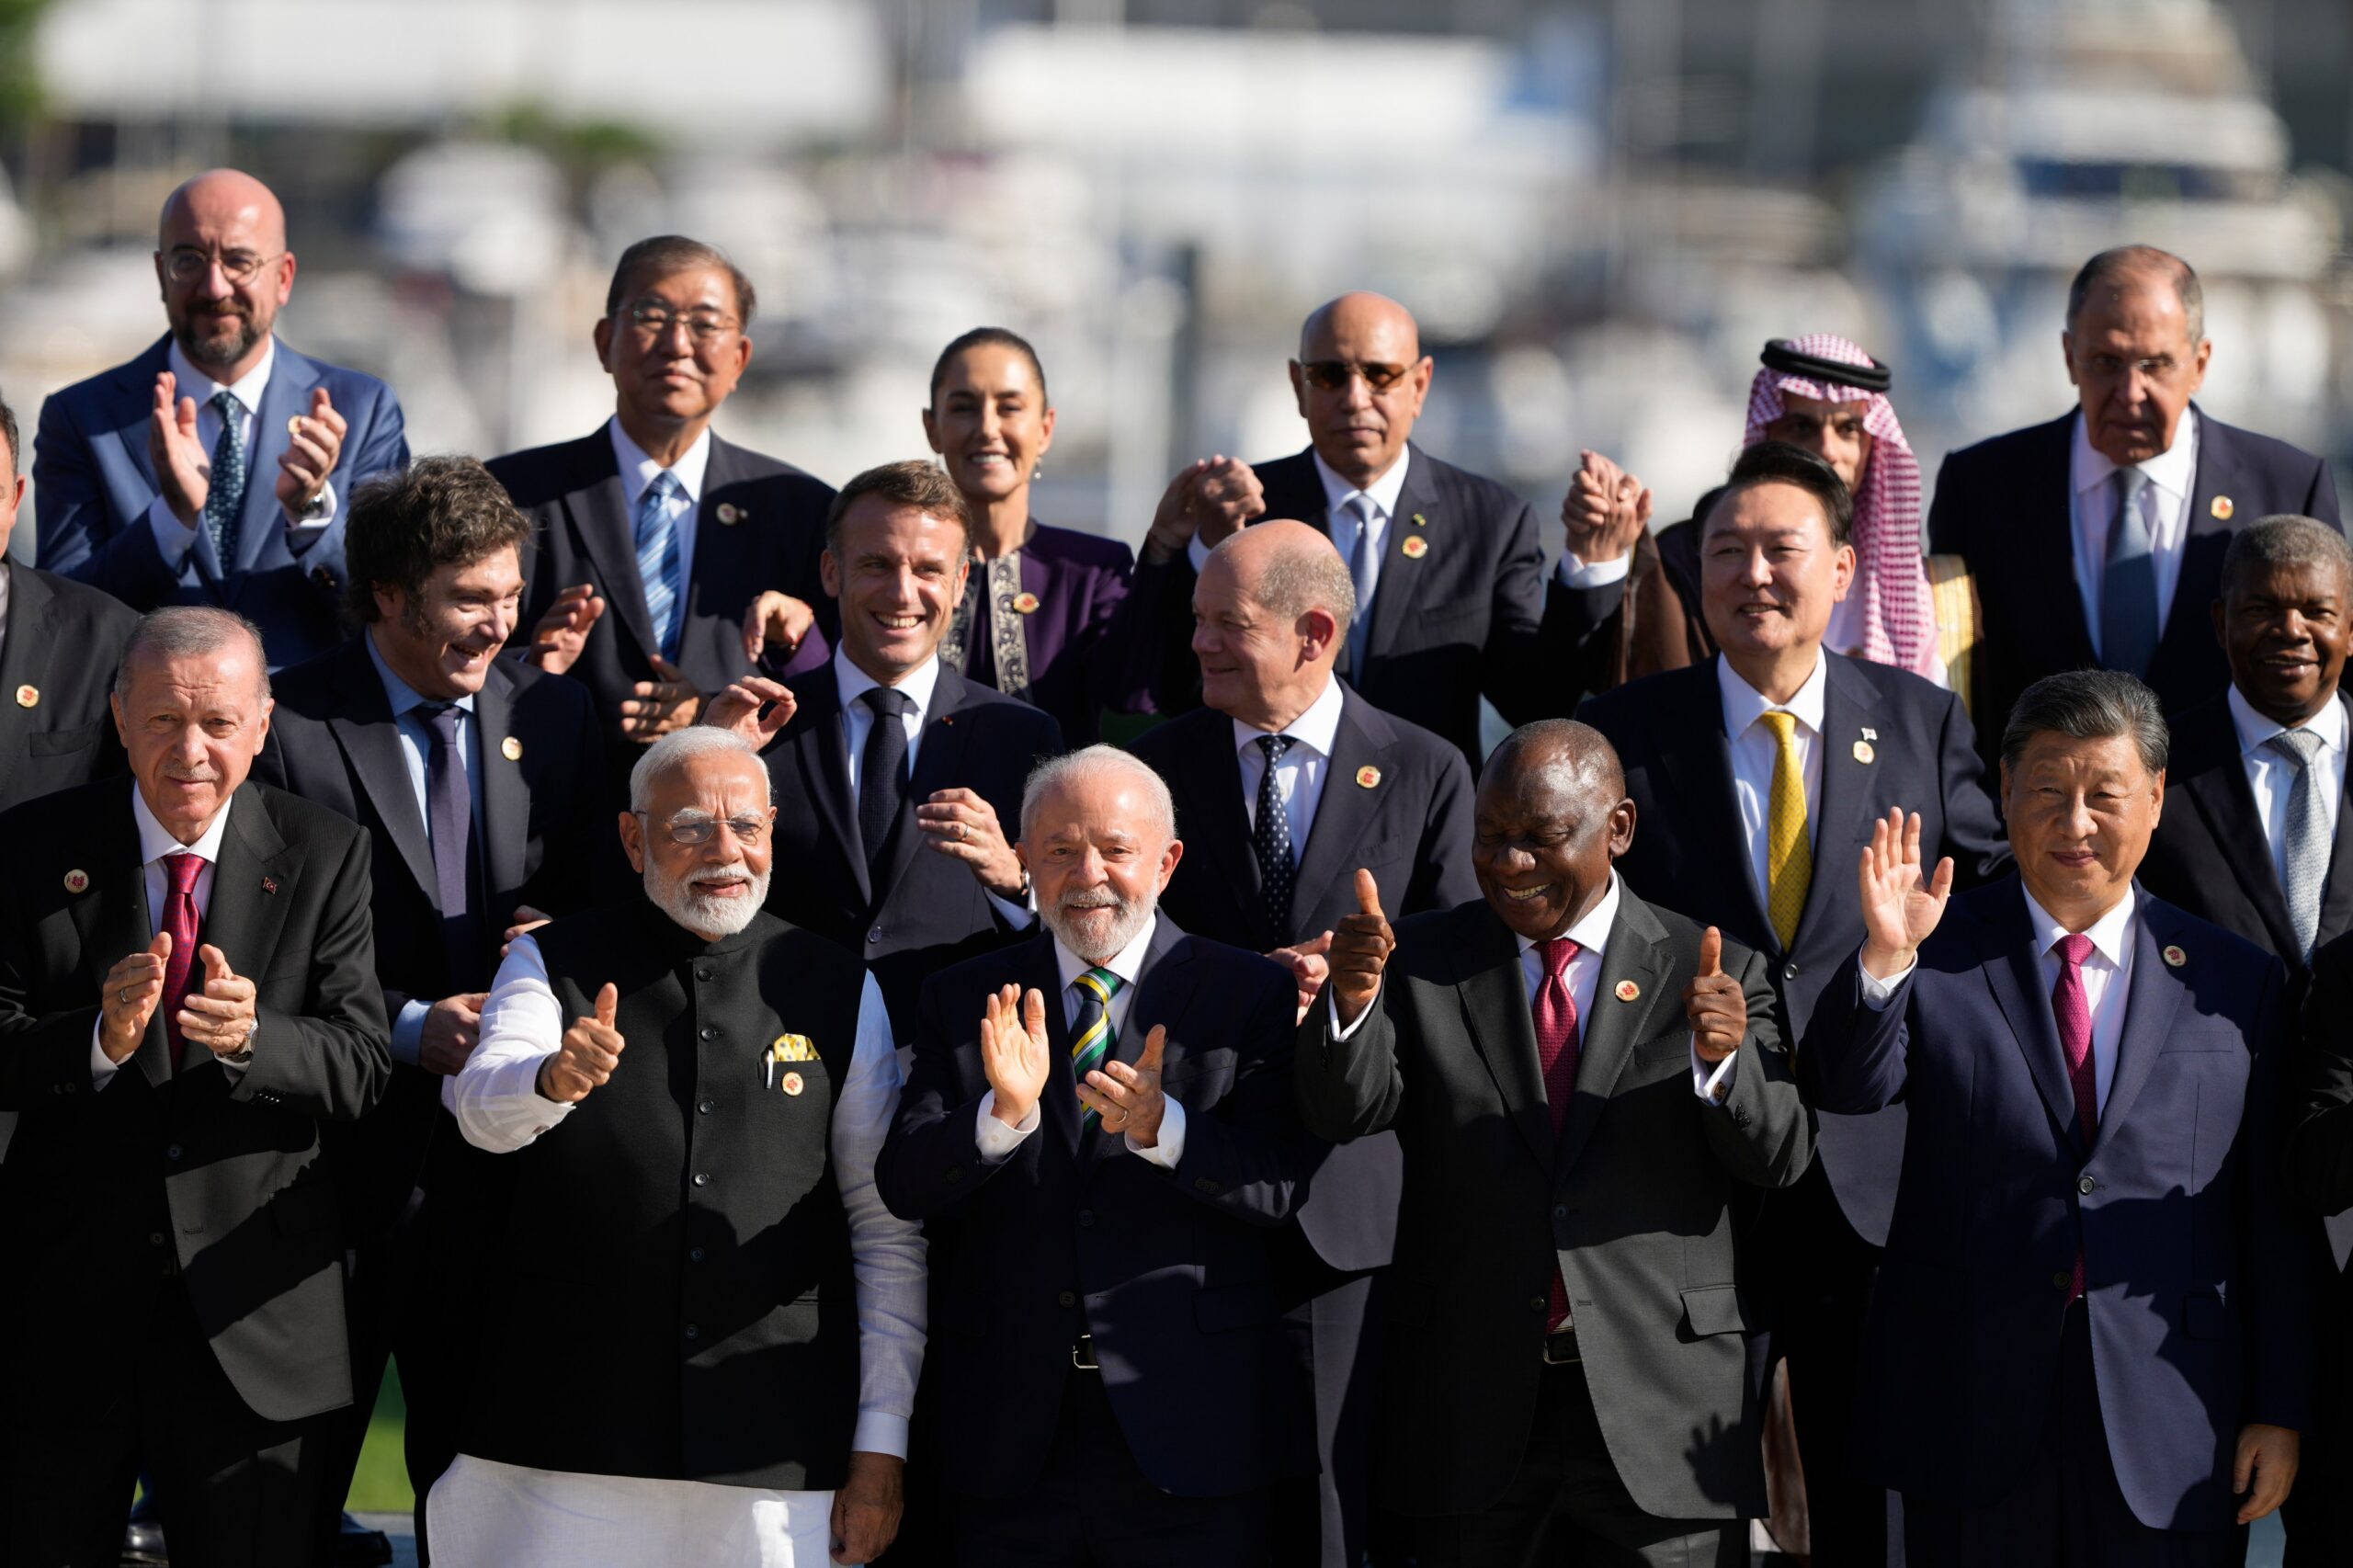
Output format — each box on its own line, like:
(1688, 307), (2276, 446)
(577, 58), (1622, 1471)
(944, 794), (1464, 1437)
(1071, 967), (1123, 1128)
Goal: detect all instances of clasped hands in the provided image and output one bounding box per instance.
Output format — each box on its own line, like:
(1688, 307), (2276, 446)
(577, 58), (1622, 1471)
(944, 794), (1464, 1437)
(98, 935), (256, 1064)
(978, 983), (1168, 1145)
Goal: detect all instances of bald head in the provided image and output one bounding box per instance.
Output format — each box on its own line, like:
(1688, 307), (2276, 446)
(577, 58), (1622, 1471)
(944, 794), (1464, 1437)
(1487, 719), (1626, 805)
(156, 169), (294, 381)
(1291, 292), (1433, 490)
(1473, 721), (1633, 940)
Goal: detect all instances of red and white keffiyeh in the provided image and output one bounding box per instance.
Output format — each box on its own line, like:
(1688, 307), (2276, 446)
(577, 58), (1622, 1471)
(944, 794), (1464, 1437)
(1742, 334), (1938, 680)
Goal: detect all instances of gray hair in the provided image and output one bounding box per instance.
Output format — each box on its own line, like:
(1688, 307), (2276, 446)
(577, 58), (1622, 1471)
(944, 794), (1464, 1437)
(114, 607), (270, 703)
(1019, 744), (1177, 845)
(631, 727), (770, 812)
(1999, 669), (2168, 778)
(2221, 514), (2353, 600)
(2066, 244), (2204, 343)
(1210, 528), (1357, 633)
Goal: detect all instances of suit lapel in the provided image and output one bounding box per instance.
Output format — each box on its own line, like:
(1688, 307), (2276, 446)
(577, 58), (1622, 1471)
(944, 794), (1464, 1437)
(66, 783), (169, 1086)
(1555, 892), (1675, 1180)
(2319, 692), (2353, 950)
(787, 673), (870, 907)
(686, 437), (761, 674)
(233, 347), (319, 573)
(2029, 416), (2098, 668)
(2164, 407), (2240, 668)
(473, 665), (530, 900)
(1290, 696), (1381, 943)
(319, 641), (439, 905)
(0, 564), (56, 801)
(1970, 888), (2088, 1154)
(566, 434), (662, 666)
(1184, 723), (1266, 949)
(204, 790), (299, 1001)
(1658, 664), (1768, 941)
(1796, 657), (1881, 944)
(2177, 707), (2302, 960)
(1362, 448), (1437, 665)
(1454, 908), (1554, 1174)
(2093, 902), (2187, 1153)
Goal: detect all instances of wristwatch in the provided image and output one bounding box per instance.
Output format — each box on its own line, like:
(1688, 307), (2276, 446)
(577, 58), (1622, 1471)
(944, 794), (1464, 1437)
(221, 1017), (258, 1066)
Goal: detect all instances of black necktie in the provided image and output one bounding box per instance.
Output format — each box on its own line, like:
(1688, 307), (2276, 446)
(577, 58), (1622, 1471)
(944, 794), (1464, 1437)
(418, 702), (482, 986)
(858, 686), (913, 883)
(1254, 733), (1296, 937)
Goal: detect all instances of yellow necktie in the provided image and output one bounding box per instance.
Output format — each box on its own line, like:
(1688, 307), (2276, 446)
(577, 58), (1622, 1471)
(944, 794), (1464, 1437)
(1761, 710), (1812, 950)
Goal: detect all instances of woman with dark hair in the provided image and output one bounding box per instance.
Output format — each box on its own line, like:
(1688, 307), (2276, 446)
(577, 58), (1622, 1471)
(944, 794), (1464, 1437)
(921, 327), (1156, 744)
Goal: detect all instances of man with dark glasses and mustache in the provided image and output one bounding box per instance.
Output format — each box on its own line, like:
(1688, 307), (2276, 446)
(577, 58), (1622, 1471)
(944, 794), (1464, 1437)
(35, 169), (412, 669)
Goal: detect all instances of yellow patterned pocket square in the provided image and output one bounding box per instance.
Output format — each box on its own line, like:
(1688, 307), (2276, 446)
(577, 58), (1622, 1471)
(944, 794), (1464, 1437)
(772, 1033), (819, 1062)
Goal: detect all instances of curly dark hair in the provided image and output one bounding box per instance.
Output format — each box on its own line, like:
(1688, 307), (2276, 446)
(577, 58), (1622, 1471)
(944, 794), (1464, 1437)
(344, 455), (534, 626)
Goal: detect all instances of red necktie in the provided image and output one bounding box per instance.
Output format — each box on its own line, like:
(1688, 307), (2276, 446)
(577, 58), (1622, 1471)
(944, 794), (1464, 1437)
(2052, 933), (2097, 1301)
(1533, 936), (1581, 1332)
(159, 853), (205, 1073)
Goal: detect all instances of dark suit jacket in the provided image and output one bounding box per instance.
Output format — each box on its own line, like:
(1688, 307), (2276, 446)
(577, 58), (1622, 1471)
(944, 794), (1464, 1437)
(877, 921), (1316, 1499)
(957, 521), (1158, 746)
(489, 426), (836, 756)
(1131, 685), (1477, 1272)
(1578, 652), (2010, 1245)
(1295, 888), (1813, 1520)
(253, 634), (609, 1237)
(1144, 443), (1556, 768)
(1802, 880), (2314, 1530)
(1927, 406), (2342, 752)
(0, 778), (391, 1421)
(0, 562), (139, 813)
(33, 335), (411, 667)
(759, 656), (1063, 1044)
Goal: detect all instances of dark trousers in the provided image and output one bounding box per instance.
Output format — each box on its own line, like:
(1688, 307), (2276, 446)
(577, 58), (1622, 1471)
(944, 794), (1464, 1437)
(1769, 1163), (1904, 1567)
(1274, 1229), (1386, 1568)
(6, 1279), (328, 1568)
(1904, 1304), (2241, 1568)
(951, 1368), (1273, 1567)
(1389, 1347), (1744, 1568)
(2281, 1258), (2352, 1565)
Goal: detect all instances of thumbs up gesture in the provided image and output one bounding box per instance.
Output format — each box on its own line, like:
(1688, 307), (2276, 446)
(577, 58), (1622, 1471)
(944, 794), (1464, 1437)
(182, 943), (259, 1058)
(1081, 1023), (1170, 1147)
(1328, 869), (1395, 1029)
(1684, 926), (1746, 1064)
(538, 983), (624, 1103)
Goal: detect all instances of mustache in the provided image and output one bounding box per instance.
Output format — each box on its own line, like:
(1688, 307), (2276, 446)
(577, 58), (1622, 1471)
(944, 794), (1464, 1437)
(686, 863), (751, 886)
(1062, 890), (1121, 910)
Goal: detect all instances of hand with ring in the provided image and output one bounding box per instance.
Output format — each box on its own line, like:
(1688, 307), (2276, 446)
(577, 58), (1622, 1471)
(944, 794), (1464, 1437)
(98, 932), (173, 1063)
(915, 788), (1024, 899)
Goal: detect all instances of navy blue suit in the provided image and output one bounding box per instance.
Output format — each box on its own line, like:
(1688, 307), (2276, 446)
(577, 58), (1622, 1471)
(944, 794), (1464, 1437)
(1927, 407), (2341, 754)
(1802, 880), (2315, 1557)
(34, 335), (410, 668)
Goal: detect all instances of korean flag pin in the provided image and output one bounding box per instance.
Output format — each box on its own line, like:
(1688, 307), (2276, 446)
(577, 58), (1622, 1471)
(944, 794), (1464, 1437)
(502, 736), (523, 762)
(2210, 496), (2234, 521)
(13, 683), (36, 709)
(1355, 765), (1381, 789)
(717, 502), (744, 526)
(2163, 944), (2188, 969)
(1400, 535), (1429, 559)
(1614, 979), (1641, 1002)
(781, 1071), (805, 1096)
(63, 869), (88, 894)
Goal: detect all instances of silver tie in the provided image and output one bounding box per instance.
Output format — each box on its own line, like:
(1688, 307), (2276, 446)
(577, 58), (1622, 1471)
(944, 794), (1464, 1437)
(1341, 494), (1376, 676)
(2264, 726), (2330, 958)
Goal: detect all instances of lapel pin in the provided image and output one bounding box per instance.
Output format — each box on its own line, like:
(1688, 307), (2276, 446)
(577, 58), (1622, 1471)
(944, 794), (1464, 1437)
(2210, 496), (2234, 521)
(780, 1070), (805, 1096)
(2162, 944), (2187, 968)
(716, 502), (744, 525)
(1410, 512), (1427, 528)
(1853, 740), (1875, 765)
(286, 415), (305, 437)
(1013, 592), (1040, 615)
(1614, 979), (1641, 1002)
(1400, 535), (1429, 559)
(13, 683), (36, 709)
(63, 869), (88, 894)
(261, 875), (278, 895)
(501, 736), (524, 762)
(1355, 765), (1381, 789)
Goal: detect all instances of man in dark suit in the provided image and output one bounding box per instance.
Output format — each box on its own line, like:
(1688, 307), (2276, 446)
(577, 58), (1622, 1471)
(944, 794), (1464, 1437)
(2293, 933), (2353, 1565)
(1138, 291), (1567, 769)
(1129, 517), (1473, 1566)
(1803, 669), (2312, 1565)
(1928, 246), (2341, 749)
(2138, 514), (2353, 1564)
(0, 606), (390, 1566)
(1579, 440), (2008, 1566)
(0, 393), (139, 812)
(1298, 719), (1813, 1565)
(254, 456), (608, 1551)
(878, 744), (1314, 1565)
(706, 459), (1062, 1047)
(35, 169), (411, 668)
(492, 234), (835, 782)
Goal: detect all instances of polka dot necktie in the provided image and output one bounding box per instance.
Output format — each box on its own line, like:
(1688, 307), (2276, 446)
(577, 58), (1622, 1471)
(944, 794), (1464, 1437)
(201, 389), (246, 566)
(1254, 734), (1296, 936)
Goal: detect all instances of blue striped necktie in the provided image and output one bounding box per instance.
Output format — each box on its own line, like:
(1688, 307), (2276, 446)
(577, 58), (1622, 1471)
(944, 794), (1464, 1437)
(1070, 967), (1123, 1128)
(635, 471), (685, 659)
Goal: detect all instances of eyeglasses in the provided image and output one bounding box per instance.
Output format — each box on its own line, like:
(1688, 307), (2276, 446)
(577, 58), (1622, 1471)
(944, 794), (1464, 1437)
(164, 247), (281, 285)
(637, 811), (768, 846)
(1295, 358), (1415, 392)
(2078, 352), (2187, 384)
(625, 302), (740, 343)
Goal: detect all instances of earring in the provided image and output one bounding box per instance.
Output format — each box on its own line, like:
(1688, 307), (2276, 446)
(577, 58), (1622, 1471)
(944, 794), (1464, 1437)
(1032, 462), (1043, 482)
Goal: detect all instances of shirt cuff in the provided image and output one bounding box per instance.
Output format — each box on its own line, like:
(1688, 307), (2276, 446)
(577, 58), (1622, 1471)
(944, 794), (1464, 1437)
(973, 1090), (1040, 1159)
(850, 1411), (910, 1462)
(1859, 954), (1917, 1009)
(88, 1021), (119, 1090)
(1185, 533), (1212, 574)
(1690, 1042), (1737, 1103)
(1126, 1096), (1186, 1167)
(1327, 983), (1381, 1041)
(145, 495), (199, 569)
(983, 886), (1036, 931)
(1557, 551), (1632, 588)
(283, 480), (335, 546)
(391, 998), (429, 1068)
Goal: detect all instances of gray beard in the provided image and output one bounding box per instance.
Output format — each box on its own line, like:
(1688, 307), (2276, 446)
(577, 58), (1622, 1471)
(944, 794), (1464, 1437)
(645, 860), (770, 939)
(1041, 891), (1154, 964)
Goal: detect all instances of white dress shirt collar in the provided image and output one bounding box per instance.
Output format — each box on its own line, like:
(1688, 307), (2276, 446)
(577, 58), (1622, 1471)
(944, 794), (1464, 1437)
(1054, 913), (1159, 995)
(167, 336), (276, 418)
(1513, 869), (1622, 962)
(1312, 444), (1412, 522)
(131, 780), (234, 868)
(2070, 404), (2199, 506)
(2227, 682), (2347, 762)
(1232, 674), (1346, 759)
(1716, 649), (1829, 741)
(2020, 881), (2137, 971)
(608, 417), (712, 507)
(835, 652), (942, 722)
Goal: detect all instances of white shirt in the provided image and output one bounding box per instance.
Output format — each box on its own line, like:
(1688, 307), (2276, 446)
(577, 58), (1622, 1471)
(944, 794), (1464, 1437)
(446, 936), (926, 1462)
(1719, 651), (1827, 921)
(0, 559), (13, 653)
(972, 915), (1189, 1166)
(608, 417), (710, 598)
(1860, 881), (2133, 1115)
(88, 788), (247, 1087)
(428, 1454), (847, 1568)
(2227, 684), (2347, 899)
(1330, 872), (1738, 1100)
(2070, 406), (2200, 656)
(143, 338), (336, 568)
(1233, 676), (1347, 855)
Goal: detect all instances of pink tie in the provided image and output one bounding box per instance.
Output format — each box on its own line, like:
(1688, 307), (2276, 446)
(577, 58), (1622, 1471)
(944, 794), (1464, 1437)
(159, 853), (204, 1073)
(1533, 937), (1581, 1332)
(2052, 933), (2097, 1301)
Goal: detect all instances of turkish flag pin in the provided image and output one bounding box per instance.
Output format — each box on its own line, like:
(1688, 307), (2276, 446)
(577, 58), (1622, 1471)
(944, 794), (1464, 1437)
(262, 876), (278, 895)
